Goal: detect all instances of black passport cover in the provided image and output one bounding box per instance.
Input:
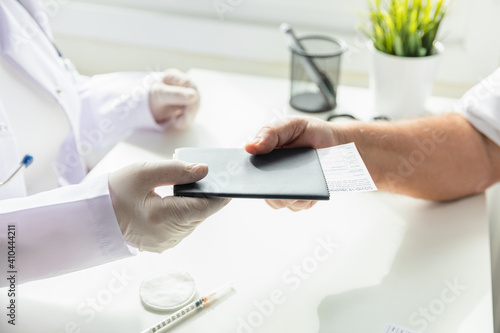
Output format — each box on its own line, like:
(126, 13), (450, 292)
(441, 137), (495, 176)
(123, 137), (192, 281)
(173, 147), (329, 200)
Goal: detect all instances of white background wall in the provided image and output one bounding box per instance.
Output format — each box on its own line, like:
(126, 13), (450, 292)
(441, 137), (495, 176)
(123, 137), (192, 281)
(47, 0), (500, 97)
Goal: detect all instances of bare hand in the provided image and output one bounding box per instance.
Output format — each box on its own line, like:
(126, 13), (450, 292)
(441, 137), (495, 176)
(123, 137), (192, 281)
(246, 116), (337, 211)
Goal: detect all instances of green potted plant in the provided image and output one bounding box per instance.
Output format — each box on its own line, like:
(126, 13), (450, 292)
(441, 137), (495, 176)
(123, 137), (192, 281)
(359, 0), (450, 119)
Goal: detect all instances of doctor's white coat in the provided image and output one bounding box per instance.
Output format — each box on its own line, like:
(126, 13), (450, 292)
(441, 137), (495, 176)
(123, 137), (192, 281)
(0, 0), (163, 286)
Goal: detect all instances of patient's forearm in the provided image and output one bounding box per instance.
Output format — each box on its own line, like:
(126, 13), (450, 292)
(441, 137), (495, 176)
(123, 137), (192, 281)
(334, 113), (500, 200)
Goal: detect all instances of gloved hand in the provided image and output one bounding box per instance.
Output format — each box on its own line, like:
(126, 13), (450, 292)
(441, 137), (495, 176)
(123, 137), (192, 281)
(108, 160), (230, 252)
(245, 116), (338, 212)
(149, 69), (200, 129)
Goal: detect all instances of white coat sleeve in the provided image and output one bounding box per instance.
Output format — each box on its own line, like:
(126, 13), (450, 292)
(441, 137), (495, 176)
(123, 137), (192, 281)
(77, 72), (164, 149)
(455, 68), (500, 146)
(0, 174), (133, 287)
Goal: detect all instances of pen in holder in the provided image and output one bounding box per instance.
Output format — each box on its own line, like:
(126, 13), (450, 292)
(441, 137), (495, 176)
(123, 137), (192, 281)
(284, 26), (347, 112)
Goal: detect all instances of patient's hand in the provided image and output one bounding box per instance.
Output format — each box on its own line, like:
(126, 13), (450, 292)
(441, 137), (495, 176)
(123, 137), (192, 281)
(245, 116), (338, 155)
(265, 199), (317, 211)
(246, 116), (337, 211)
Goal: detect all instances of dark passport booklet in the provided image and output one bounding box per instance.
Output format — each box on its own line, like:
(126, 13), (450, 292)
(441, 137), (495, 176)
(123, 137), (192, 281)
(173, 147), (329, 200)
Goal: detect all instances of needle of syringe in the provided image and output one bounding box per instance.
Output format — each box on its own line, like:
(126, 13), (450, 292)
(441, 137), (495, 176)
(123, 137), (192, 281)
(140, 284), (234, 333)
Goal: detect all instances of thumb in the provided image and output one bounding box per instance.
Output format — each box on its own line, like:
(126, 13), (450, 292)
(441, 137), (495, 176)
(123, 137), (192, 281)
(160, 69), (195, 88)
(245, 117), (312, 155)
(244, 126), (280, 155)
(132, 160), (208, 192)
(245, 117), (298, 155)
(161, 196), (231, 223)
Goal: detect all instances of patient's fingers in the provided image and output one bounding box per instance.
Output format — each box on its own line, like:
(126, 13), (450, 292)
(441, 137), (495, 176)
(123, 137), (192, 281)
(264, 199), (317, 211)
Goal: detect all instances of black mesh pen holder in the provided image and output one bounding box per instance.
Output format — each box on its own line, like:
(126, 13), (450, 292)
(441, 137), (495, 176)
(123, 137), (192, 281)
(289, 35), (347, 112)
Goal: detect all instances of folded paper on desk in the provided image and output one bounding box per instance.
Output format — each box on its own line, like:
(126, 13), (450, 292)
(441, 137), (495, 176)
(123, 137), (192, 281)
(173, 142), (376, 200)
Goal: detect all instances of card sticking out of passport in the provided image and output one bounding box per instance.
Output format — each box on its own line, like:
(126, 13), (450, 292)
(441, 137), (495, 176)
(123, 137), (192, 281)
(173, 147), (330, 200)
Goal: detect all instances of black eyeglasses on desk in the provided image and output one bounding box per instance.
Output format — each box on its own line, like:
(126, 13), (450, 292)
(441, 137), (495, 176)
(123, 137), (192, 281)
(326, 114), (391, 122)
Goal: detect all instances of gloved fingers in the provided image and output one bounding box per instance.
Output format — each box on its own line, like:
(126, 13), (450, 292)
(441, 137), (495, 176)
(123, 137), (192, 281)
(170, 113), (188, 130)
(149, 71), (200, 126)
(159, 196), (231, 224)
(159, 103), (198, 129)
(160, 69), (197, 89)
(169, 113), (189, 130)
(160, 105), (185, 121)
(150, 85), (198, 125)
(124, 193), (207, 253)
(152, 84), (199, 107)
(135, 230), (195, 253)
(131, 160), (209, 192)
(139, 196), (228, 252)
(140, 221), (203, 253)
(170, 104), (199, 130)
(121, 209), (203, 253)
(109, 161), (229, 255)
(156, 104), (201, 127)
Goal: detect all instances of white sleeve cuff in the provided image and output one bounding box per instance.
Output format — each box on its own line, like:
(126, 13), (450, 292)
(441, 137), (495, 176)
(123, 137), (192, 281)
(455, 68), (500, 147)
(0, 174), (134, 285)
(78, 72), (165, 144)
(85, 173), (136, 260)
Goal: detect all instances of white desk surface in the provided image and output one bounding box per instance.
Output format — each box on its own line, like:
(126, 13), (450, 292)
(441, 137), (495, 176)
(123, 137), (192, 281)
(7, 69), (493, 333)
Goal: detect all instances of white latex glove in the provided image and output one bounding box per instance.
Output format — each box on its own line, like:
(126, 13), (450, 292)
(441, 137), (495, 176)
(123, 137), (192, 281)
(149, 69), (200, 129)
(108, 160), (230, 252)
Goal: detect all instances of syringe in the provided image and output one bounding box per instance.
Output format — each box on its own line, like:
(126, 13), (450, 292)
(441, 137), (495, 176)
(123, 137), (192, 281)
(140, 284), (234, 333)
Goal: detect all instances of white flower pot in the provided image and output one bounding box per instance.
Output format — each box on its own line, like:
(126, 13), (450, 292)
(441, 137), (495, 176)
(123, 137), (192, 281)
(368, 41), (444, 120)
